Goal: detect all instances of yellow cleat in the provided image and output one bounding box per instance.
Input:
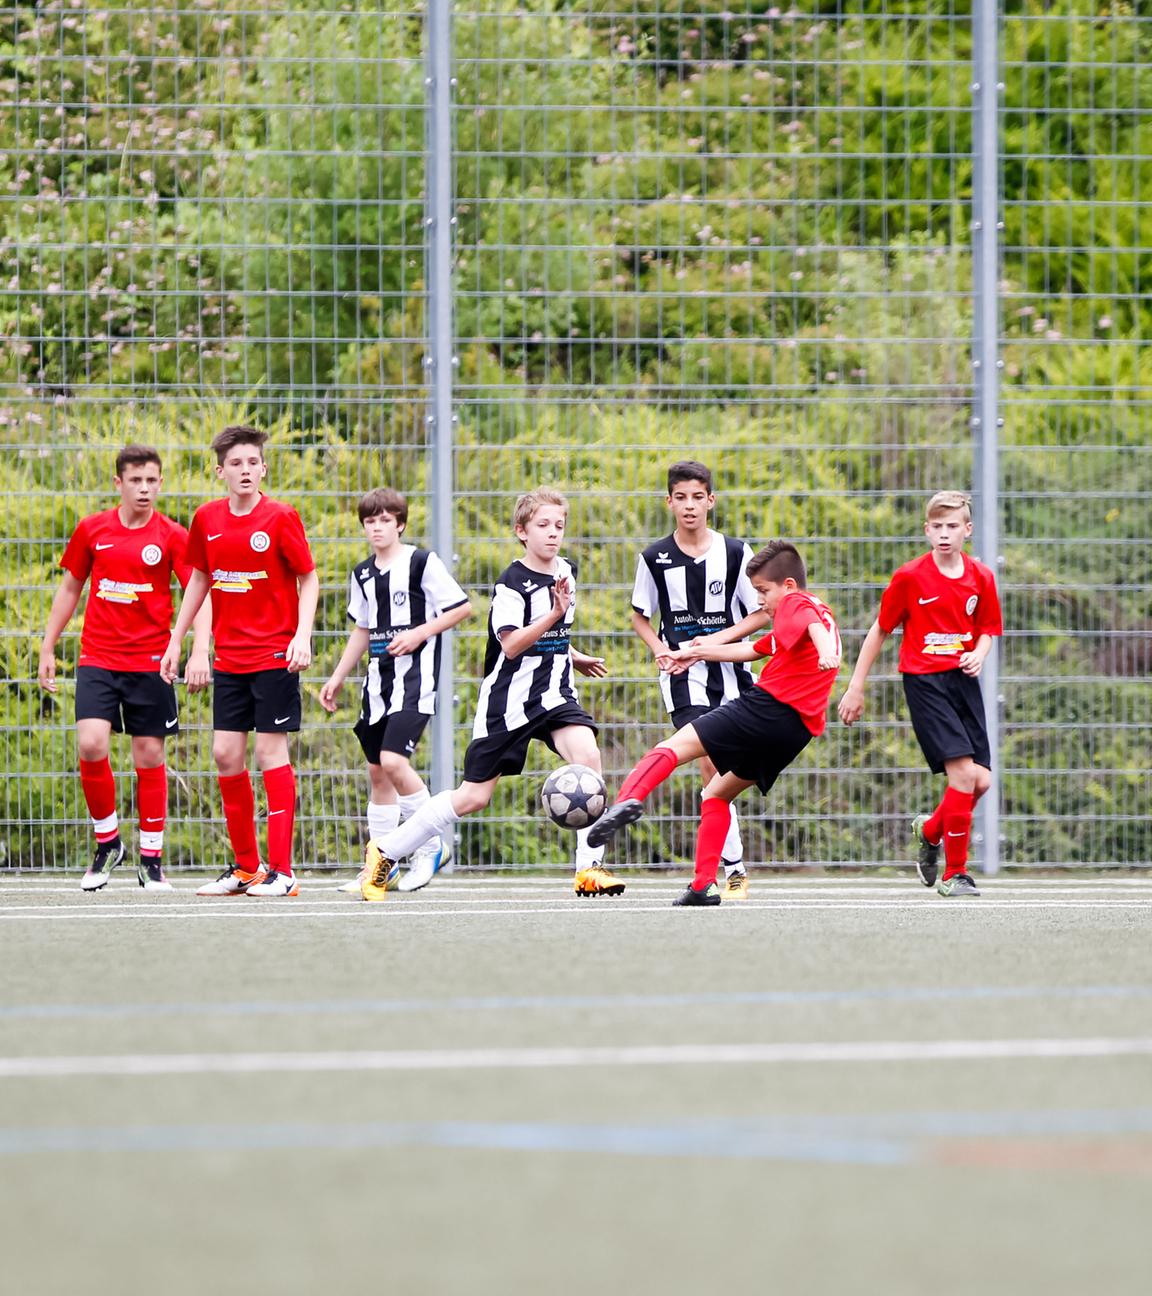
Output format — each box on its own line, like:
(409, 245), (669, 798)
(361, 840), (401, 902)
(573, 866), (625, 898)
(722, 870), (749, 901)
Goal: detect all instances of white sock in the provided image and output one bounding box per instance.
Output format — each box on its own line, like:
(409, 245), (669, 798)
(397, 787), (430, 821)
(721, 804), (744, 871)
(574, 827), (605, 871)
(381, 789), (459, 860)
(367, 802), (400, 842)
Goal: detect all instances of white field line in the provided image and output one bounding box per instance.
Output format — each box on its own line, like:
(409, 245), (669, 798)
(1, 901), (1150, 924)
(3, 1036), (1152, 1080)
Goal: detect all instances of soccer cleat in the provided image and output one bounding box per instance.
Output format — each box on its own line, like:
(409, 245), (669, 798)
(361, 841), (401, 902)
(722, 869), (749, 901)
(136, 859), (174, 893)
(936, 871), (980, 898)
(337, 867), (367, 894)
(585, 798), (644, 848)
(81, 838), (126, 891)
(672, 882), (722, 907)
(912, 813), (941, 888)
(248, 869), (300, 897)
(573, 866), (626, 898)
(398, 838), (452, 893)
(195, 864), (267, 897)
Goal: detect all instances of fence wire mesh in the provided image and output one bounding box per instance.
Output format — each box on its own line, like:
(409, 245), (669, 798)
(0, 1), (1146, 874)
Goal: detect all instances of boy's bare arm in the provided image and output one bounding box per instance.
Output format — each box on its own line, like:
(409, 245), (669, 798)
(286, 569), (320, 672)
(38, 572), (86, 692)
(837, 618), (889, 725)
(160, 568), (211, 682)
(959, 633), (994, 677)
(388, 600), (473, 657)
(677, 638), (762, 665)
(696, 607), (770, 646)
(807, 620), (841, 671)
(319, 625), (371, 711)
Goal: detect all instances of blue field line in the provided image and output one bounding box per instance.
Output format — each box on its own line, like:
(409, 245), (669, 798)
(2, 1109), (1151, 1163)
(3, 983), (1151, 1022)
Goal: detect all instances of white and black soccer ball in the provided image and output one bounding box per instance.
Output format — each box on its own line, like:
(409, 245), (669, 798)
(541, 763), (607, 831)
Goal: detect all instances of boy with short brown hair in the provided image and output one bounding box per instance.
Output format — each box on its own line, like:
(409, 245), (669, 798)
(837, 491), (1003, 897)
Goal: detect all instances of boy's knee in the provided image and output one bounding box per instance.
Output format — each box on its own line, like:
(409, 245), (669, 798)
(376, 751), (410, 779)
(454, 784), (491, 815)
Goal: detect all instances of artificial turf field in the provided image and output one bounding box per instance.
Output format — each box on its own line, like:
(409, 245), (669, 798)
(2, 873), (1150, 1296)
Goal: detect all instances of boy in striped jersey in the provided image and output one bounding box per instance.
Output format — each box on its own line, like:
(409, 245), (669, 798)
(631, 461), (767, 898)
(360, 487), (623, 900)
(320, 488), (473, 893)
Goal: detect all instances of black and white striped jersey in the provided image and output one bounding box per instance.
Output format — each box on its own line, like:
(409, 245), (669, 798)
(631, 529), (757, 714)
(347, 545), (469, 721)
(472, 556), (580, 738)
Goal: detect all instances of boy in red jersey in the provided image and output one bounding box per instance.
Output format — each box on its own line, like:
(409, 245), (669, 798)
(837, 491), (1002, 898)
(38, 445), (212, 892)
(588, 541), (840, 906)
(161, 427), (318, 897)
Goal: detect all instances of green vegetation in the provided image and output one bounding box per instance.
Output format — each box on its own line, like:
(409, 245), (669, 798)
(0, 2), (1147, 870)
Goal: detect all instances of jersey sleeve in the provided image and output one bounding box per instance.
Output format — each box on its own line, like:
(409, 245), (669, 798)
(772, 594), (822, 651)
(422, 551), (469, 613)
(169, 522), (194, 588)
(491, 580), (524, 635)
(347, 570), (369, 628)
(630, 555), (658, 617)
(59, 519), (93, 583)
(185, 511), (209, 575)
(734, 543), (757, 617)
(877, 569), (910, 633)
(279, 508), (316, 575)
(975, 566), (1003, 638)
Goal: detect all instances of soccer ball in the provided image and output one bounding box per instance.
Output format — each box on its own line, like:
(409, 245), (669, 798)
(541, 764), (607, 830)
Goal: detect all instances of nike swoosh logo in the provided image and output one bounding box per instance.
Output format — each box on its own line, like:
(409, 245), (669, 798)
(165, 718), (178, 729)
(946, 831), (966, 837)
(143, 817), (163, 824)
(918, 596), (940, 605)
(95, 543), (114, 551)
(274, 715), (291, 724)
(268, 809), (285, 816)
(207, 533), (223, 541)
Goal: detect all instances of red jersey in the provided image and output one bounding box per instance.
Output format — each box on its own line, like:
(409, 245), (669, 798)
(185, 495), (315, 674)
(878, 551), (1002, 675)
(60, 509), (192, 672)
(753, 590), (841, 736)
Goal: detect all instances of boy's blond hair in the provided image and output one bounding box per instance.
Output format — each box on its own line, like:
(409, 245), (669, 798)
(513, 487), (568, 543)
(926, 490), (972, 522)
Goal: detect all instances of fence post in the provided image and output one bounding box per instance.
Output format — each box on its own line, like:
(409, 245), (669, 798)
(971, 0), (1002, 875)
(425, 0), (457, 794)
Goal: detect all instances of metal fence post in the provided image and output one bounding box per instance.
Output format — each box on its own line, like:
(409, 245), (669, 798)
(426, 0), (457, 795)
(971, 0), (1002, 875)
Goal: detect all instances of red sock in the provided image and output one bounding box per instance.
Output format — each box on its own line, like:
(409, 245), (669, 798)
(617, 746), (680, 803)
(218, 771), (261, 873)
(135, 765), (167, 859)
(940, 787), (976, 879)
(262, 764), (297, 875)
(692, 798), (731, 891)
(79, 757), (119, 842)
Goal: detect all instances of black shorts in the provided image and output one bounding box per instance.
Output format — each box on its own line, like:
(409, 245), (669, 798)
(462, 702), (598, 783)
(903, 671), (990, 775)
(354, 710), (431, 763)
(671, 704), (711, 731)
(688, 688), (813, 794)
(213, 669), (301, 734)
(75, 667), (179, 738)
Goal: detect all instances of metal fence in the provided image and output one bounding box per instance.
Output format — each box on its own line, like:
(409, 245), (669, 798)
(0, 1), (1147, 875)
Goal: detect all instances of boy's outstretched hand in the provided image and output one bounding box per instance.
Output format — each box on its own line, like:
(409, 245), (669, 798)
(572, 649), (607, 678)
(837, 686), (864, 725)
(318, 677), (343, 713)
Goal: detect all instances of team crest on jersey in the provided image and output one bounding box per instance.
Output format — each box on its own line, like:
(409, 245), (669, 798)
(140, 544), (162, 566)
(250, 531), (271, 553)
(708, 579), (723, 596)
(393, 590), (407, 606)
(965, 595), (978, 615)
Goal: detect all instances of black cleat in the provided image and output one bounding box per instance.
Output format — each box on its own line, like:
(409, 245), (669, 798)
(586, 798), (644, 849)
(81, 838), (125, 891)
(672, 882), (722, 907)
(911, 814), (940, 888)
(936, 872), (980, 898)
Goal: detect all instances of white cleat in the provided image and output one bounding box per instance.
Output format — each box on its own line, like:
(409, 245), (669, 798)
(196, 865), (267, 897)
(247, 870), (300, 897)
(337, 868), (367, 894)
(398, 839), (452, 893)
